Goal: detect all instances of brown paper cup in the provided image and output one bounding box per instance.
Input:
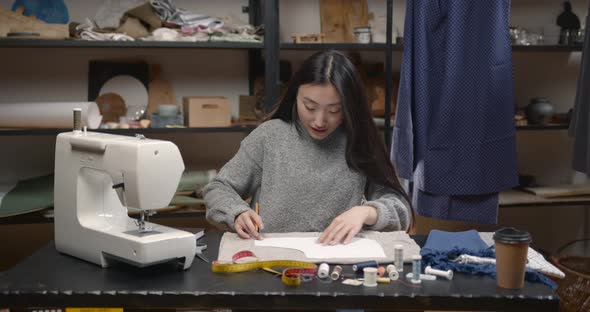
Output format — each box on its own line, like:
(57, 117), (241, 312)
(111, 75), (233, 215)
(493, 227), (532, 289)
(495, 241), (529, 289)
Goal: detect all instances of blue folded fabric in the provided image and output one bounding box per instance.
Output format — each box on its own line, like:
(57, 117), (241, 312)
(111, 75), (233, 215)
(423, 229), (489, 251)
(420, 230), (556, 289)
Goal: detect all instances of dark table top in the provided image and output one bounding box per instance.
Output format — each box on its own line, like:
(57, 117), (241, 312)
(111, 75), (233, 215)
(0, 231), (558, 311)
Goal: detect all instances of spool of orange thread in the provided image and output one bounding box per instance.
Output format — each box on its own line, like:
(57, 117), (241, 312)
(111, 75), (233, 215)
(377, 266), (386, 277)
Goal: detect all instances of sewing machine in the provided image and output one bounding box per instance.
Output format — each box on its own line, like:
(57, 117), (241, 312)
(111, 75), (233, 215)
(54, 130), (196, 270)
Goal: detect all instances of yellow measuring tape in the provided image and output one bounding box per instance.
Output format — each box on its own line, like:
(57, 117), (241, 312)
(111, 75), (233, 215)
(211, 250), (317, 286)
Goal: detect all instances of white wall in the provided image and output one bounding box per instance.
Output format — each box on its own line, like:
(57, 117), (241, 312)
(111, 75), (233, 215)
(0, 0), (588, 251)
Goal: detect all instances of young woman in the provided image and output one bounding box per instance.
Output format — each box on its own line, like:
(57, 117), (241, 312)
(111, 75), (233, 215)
(204, 50), (412, 245)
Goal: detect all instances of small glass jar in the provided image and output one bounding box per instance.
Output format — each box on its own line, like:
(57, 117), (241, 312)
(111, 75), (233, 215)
(353, 27), (372, 44)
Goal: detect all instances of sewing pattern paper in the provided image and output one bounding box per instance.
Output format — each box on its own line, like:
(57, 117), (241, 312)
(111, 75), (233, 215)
(255, 237), (386, 259)
(217, 231), (420, 264)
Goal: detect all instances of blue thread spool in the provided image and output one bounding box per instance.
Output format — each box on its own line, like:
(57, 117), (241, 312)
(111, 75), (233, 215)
(411, 255), (422, 284)
(352, 260), (378, 273)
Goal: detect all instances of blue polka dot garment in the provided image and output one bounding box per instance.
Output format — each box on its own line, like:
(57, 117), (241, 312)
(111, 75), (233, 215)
(391, 0), (518, 224)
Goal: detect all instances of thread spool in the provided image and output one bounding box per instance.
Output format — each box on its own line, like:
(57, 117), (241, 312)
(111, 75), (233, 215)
(363, 267), (378, 287)
(330, 265), (342, 281)
(376, 277), (391, 283)
(425, 266), (453, 280)
(411, 255), (422, 284)
(406, 273), (437, 281)
(377, 266), (386, 277)
(352, 260), (378, 273)
(318, 263), (329, 279)
(386, 264), (399, 280)
(394, 245), (404, 272)
(73, 108), (82, 132)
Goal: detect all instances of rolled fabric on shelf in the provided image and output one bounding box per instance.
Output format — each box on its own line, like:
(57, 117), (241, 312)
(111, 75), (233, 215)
(0, 102), (102, 129)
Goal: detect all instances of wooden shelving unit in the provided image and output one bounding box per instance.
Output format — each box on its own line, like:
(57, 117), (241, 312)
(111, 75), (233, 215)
(0, 207), (206, 225)
(281, 42), (395, 50)
(499, 189), (590, 208)
(1, 39), (577, 52)
(0, 0), (586, 226)
(0, 125), (256, 136)
(516, 123), (569, 131)
(511, 44), (583, 52)
(0, 39), (264, 49)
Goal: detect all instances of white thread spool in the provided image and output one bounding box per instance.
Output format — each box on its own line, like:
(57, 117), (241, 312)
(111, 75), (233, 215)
(318, 263), (330, 279)
(425, 266), (454, 280)
(73, 108), (82, 132)
(330, 265), (342, 280)
(386, 264), (399, 280)
(405, 273), (437, 281)
(394, 244), (404, 272)
(363, 267), (378, 287)
(353, 26), (372, 44)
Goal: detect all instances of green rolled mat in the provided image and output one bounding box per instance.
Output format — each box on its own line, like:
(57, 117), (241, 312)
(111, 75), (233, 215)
(169, 195), (204, 206)
(177, 170), (217, 192)
(0, 175), (54, 218)
(0, 170), (214, 218)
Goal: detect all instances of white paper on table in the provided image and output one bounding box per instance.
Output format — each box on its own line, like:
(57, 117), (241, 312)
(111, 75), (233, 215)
(255, 237), (386, 259)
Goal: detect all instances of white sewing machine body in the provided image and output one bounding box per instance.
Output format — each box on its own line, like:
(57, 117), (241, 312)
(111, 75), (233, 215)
(54, 131), (196, 270)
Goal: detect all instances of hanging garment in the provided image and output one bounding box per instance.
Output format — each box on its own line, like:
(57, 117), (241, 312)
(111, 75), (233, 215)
(392, 0), (518, 224)
(569, 12), (590, 174)
(412, 176), (500, 224)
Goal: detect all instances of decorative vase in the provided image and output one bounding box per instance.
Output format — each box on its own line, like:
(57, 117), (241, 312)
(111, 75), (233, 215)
(526, 97), (554, 125)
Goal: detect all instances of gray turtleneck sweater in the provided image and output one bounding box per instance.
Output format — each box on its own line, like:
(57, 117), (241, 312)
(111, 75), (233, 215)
(203, 119), (410, 233)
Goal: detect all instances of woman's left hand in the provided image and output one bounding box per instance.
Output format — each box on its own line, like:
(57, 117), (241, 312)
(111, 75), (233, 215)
(318, 205), (378, 245)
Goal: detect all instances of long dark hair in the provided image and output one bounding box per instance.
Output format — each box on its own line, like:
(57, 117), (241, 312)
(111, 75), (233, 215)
(269, 50), (414, 230)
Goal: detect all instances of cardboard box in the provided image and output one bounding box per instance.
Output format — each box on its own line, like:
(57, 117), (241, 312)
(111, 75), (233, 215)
(183, 96), (231, 127)
(239, 95), (259, 121)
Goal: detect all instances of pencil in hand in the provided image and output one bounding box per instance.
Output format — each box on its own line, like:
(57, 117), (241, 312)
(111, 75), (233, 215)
(255, 202), (260, 232)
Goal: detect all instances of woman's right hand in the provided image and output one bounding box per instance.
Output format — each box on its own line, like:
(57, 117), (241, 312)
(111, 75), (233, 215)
(235, 210), (264, 240)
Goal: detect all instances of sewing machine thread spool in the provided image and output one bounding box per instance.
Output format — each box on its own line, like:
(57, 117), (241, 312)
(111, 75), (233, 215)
(330, 265), (342, 280)
(318, 263), (329, 279)
(73, 108), (82, 132)
(411, 255), (422, 284)
(352, 260), (378, 273)
(425, 265), (454, 280)
(394, 244), (404, 272)
(406, 272), (437, 281)
(363, 267), (378, 287)
(386, 264), (399, 280)
(377, 266), (385, 277)
(376, 277), (391, 283)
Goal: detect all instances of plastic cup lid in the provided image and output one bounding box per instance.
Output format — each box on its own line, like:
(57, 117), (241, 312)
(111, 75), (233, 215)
(493, 227), (532, 244)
